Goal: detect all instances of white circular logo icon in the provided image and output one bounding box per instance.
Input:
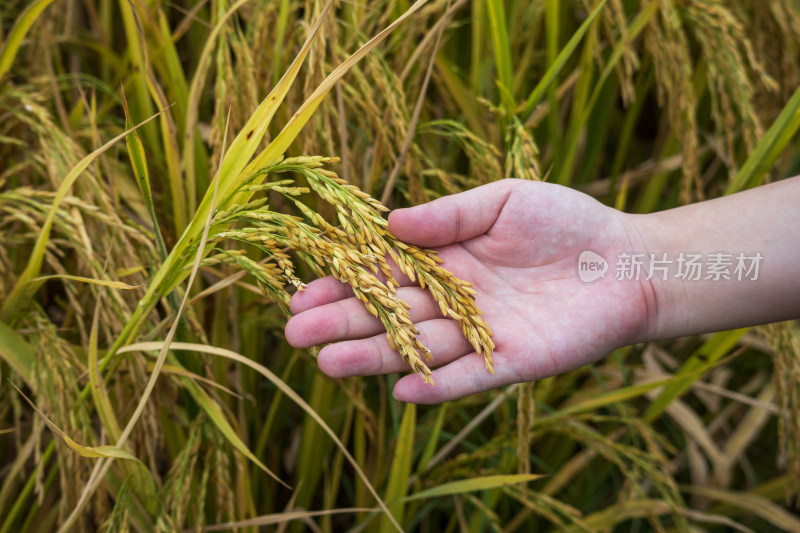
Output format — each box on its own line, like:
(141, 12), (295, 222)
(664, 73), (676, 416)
(578, 251), (608, 283)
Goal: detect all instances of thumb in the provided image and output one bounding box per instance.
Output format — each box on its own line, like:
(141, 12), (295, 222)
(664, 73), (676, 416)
(388, 180), (512, 247)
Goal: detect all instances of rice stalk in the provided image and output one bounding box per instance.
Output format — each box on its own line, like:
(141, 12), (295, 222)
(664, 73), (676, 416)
(764, 322), (800, 500)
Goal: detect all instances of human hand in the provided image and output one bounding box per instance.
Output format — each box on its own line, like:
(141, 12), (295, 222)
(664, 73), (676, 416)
(285, 179), (657, 403)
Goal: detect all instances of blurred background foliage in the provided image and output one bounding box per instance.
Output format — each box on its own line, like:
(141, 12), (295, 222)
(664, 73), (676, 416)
(1, 0), (799, 531)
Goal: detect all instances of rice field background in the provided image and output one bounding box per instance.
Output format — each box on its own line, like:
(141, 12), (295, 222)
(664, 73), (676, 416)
(1, 0), (800, 531)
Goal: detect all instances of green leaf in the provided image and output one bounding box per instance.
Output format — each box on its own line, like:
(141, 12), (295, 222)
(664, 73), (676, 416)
(121, 87), (168, 260)
(403, 474), (544, 501)
(87, 298), (121, 441)
(87, 298), (123, 443)
(184, 378), (286, 485)
(545, 337), (742, 421)
(30, 275), (139, 291)
(119, 0), (187, 234)
(554, 17), (597, 185)
(584, 0), (658, 117)
(239, 0), (429, 186)
(0, 0), (57, 80)
(521, 0), (608, 119)
(189, 2), (334, 235)
(0, 109), (165, 322)
(643, 328), (748, 422)
(119, 340), (401, 532)
(416, 404), (446, 476)
(0, 321), (34, 386)
(726, 81), (800, 193)
(380, 404), (416, 532)
(553, 377), (684, 418)
(486, 0), (515, 114)
(67, 109), (233, 533)
(182, 0), (251, 215)
(149, 0), (334, 306)
(9, 381), (139, 461)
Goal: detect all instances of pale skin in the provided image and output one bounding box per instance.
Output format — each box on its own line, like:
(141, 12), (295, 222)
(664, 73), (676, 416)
(285, 177), (800, 404)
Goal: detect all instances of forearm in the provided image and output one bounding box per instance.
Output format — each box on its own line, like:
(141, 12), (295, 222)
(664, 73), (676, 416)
(629, 176), (800, 340)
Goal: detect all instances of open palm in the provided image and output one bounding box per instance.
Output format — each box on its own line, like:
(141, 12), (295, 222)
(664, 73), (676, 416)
(286, 179), (655, 403)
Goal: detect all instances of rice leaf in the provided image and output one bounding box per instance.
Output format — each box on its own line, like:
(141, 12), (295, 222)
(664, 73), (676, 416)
(9, 382), (139, 461)
(554, 18), (597, 185)
(90, 296), (161, 515)
(585, 0), (658, 118)
(183, 2), (334, 242)
(121, 86), (168, 260)
(182, 0), (251, 214)
(682, 485), (800, 531)
(154, 9), (190, 133)
(380, 403), (416, 532)
(416, 404), (447, 476)
(403, 474), (544, 501)
(196, 508), (373, 531)
(87, 297), (123, 443)
(123, 0), (187, 233)
(726, 82), (800, 193)
(271, 0), (292, 85)
(150, 0), (333, 305)
(0, 321), (34, 387)
(58, 109), (241, 533)
(567, 498), (673, 532)
(30, 274), (139, 290)
(486, 0), (515, 114)
(545, 0), (562, 160)
(239, 0), (430, 186)
(0, 109), (165, 322)
(0, 0), (56, 79)
(185, 380), (282, 483)
(644, 329), (748, 423)
(118, 340), (403, 533)
(521, 0), (608, 119)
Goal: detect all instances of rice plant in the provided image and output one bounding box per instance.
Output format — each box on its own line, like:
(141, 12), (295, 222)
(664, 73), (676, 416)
(1, 0), (799, 531)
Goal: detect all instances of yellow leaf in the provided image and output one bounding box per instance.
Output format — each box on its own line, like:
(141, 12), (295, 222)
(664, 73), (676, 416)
(9, 381), (139, 462)
(31, 274), (139, 290)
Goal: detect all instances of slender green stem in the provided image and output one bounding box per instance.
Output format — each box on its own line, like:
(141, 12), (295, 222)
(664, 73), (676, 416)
(0, 440), (55, 533)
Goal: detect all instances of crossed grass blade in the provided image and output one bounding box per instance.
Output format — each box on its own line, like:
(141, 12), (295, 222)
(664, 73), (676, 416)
(0, 0), (57, 80)
(119, 340), (404, 533)
(8, 382), (137, 462)
(56, 107), (238, 533)
(0, 109), (166, 323)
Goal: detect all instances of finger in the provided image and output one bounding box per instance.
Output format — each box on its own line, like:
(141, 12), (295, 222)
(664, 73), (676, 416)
(285, 286), (442, 348)
(317, 319), (472, 377)
(388, 180), (512, 247)
(289, 256), (416, 314)
(392, 351), (517, 404)
(290, 276), (353, 314)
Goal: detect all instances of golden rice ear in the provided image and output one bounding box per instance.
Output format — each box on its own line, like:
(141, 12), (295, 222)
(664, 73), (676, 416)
(215, 161), (437, 383)
(218, 152), (495, 384)
(280, 158), (496, 375)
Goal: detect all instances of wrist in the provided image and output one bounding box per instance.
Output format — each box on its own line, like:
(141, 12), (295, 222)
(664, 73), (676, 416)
(605, 178), (800, 347)
(615, 210), (682, 344)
